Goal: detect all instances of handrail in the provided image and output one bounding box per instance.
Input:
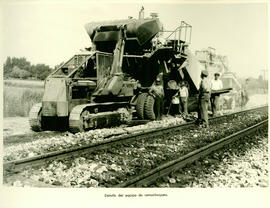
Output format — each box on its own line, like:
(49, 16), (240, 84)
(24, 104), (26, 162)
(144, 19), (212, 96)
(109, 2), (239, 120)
(164, 26), (181, 40)
(161, 21), (192, 53)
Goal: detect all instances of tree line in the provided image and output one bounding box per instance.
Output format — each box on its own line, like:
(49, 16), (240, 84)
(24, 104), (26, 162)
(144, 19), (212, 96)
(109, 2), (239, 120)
(3, 57), (60, 80)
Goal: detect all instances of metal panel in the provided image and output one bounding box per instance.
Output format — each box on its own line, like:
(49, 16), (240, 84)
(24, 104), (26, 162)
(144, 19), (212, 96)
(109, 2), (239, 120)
(96, 52), (113, 85)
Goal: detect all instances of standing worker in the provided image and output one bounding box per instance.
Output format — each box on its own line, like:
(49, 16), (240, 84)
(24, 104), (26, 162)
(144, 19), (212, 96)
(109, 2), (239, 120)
(149, 77), (164, 120)
(177, 81), (189, 116)
(241, 79), (249, 107)
(197, 70), (211, 128)
(210, 72), (223, 116)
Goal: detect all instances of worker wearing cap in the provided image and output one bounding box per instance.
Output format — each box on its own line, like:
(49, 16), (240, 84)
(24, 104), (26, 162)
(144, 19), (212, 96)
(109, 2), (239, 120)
(210, 72), (223, 116)
(149, 77), (164, 120)
(198, 70), (210, 128)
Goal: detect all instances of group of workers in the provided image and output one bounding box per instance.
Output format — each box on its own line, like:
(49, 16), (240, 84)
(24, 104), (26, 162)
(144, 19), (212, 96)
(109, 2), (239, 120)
(150, 70), (224, 128)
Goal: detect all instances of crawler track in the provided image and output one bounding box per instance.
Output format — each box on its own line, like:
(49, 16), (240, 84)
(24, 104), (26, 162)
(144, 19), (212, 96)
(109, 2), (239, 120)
(3, 105), (268, 177)
(115, 118), (268, 187)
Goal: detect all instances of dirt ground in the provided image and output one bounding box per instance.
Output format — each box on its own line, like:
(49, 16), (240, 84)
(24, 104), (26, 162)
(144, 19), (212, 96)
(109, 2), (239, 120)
(3, 117), (32, 137)
(2, 94), (268, 137)
(245, 93), (268, 108)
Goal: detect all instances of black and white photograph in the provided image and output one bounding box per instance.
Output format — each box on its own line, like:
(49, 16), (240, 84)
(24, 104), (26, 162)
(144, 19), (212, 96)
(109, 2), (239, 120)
(1, 0), (269, 207)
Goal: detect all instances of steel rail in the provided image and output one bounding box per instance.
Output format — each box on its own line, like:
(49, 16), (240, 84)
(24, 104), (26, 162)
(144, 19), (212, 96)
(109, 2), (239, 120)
(3, 105), (268, 173)
(115, 119), (268, 187)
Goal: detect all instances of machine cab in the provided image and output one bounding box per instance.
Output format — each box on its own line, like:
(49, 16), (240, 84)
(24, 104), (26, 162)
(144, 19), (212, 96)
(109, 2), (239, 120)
(42, 52), (97, 117)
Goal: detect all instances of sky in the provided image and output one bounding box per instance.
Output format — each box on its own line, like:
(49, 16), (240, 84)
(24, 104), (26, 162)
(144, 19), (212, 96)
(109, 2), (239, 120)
(1, 1), (268, 79)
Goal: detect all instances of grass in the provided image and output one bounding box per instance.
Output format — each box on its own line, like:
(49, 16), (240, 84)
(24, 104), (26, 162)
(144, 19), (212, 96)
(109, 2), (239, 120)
(4, 85), (44, 117)
(4, 79), (44, 88)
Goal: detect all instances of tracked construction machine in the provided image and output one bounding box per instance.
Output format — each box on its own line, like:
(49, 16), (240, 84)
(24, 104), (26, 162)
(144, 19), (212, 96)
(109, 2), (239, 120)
(29, 9), (223, 133)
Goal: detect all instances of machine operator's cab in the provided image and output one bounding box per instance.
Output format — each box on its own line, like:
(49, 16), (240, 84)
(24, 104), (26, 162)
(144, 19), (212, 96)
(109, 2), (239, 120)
(44, 52), (97, 116)
(29, 52), (97, 131)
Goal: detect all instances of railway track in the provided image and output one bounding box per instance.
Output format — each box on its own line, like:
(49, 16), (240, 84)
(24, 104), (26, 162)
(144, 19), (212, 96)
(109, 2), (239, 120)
(115, 118), (268, 187)
(3, 105), (267, 173)
(3, 105), (268, 187)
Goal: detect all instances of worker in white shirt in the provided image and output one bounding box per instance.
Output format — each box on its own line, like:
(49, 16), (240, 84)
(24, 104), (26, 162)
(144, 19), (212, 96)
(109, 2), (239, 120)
(171, 81), (189, 116)
(210, 72), (223, 116)
(178, 81), (189, 115)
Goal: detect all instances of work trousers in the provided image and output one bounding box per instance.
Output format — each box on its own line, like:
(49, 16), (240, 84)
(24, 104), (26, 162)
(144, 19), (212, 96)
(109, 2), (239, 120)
(210, 95), (220, 117)
(241, 94), (249, 107)
(155, 96), (164, 120)
(170, 104), (179, 115)
(198, 96), (209, 127)
(179, 97), (188, 115)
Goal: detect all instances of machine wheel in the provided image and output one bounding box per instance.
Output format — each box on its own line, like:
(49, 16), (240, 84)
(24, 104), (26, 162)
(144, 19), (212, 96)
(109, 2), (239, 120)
(144, 95), (156, 120)
(136, 93), (148, 119)
(29, 103), (43, 132)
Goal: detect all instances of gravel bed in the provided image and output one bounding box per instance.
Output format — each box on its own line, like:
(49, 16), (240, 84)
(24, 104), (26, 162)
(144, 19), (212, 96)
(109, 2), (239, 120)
(4, 103), (267, 162)
(6, 108), (267, 187)
(4, 107), (267, 162)
(154, 128), (268, 188)
(3, 116), (185, 161)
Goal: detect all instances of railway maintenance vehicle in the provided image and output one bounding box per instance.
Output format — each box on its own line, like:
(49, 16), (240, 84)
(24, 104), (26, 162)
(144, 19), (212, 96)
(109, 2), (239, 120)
(29, 8), (230, 133)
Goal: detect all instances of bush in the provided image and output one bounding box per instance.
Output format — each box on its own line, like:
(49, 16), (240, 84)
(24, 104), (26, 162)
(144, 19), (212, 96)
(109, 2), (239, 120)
(9, 67), (31, 79)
